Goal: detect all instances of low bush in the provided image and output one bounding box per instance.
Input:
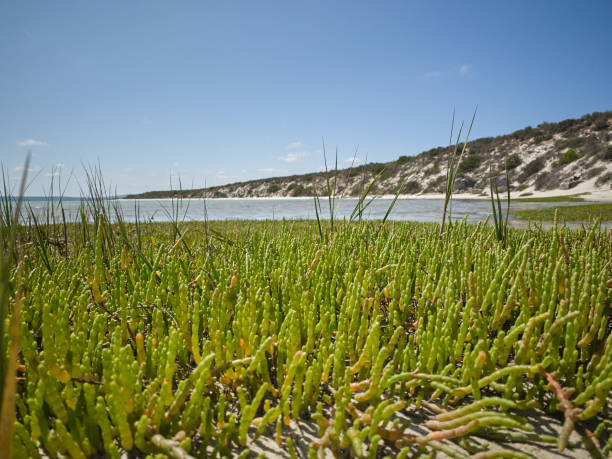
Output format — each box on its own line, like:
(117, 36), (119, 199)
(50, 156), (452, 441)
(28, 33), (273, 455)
(457, 154), (483, 174)
(559, 148), (580, 165)
(425, 175), (446, 192)
(288, 183), (309, 197)
(584, 166), (605, 180)
(555, 136), (586, 151)
(424, 162), (440, 176)
(397, 155), (412, 164)
(518, 157), (545, 181)
(535, 171), (555, 190)
(403, 180), (421, 194)
(506, 153), (521, 169)
(595, 171), (612, 187)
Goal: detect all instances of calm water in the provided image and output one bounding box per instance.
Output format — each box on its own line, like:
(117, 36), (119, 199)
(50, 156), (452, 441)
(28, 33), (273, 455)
(19, 197), (596, 226)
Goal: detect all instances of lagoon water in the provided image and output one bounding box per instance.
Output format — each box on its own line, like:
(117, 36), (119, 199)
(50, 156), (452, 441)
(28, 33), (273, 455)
(21, 197), (591, 226)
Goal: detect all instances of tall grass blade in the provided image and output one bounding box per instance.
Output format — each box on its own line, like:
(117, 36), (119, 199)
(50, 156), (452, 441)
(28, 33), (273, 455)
(0, 153), (30, 456)
(382, 181), (404, 225)
(313, 186), (324, 242)
(439, 106), (478, 236)
(349, 167), (386, 222)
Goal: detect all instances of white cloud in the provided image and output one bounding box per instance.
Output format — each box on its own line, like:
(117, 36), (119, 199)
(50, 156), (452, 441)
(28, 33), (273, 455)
(424, 70), (444, 78)
(424, 64), (472, 79)
(17, 139), (48, 147)
(258, 167), (288, 176)
(215, 171), (237, 180)
(285, 141), (303, 150)
(13, 166), (33, 172)
(54, 162), (64, 169)
(45, 172), (60, 177)
(278, 152), (308, 162)
(345, 156), (362, 165)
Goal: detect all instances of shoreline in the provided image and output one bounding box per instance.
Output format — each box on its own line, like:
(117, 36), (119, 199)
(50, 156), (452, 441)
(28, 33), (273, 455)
(121, 188), (612, 202)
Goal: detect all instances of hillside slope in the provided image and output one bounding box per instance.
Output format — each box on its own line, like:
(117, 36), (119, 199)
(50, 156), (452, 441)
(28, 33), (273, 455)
(127, 111), (612, 199)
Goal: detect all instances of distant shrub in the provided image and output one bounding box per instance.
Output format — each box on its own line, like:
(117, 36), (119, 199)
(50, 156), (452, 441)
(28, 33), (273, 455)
(575, 136), (601, 158)
(555, 136), (585, 151)
(506, 154), (521, 170)
(454, 176), (476, 192)
(604, 146), (612, 161)
(593, 117), (608, 130)
(514, 126), (535, 141)
(424, 162), (440, 176)
(288, 183), (309, 197)
(559, 148), (580, 165)
(403, 180), (421, 194)
(425, 175), (446, 193)
(595, 171), (612, 187)
(213, 190), (227, 198)
(518, 157), (545, 181)
(424, 146), (448, 158)
(268, 184), (281, 193)
(516, 184), (528, 191)
(397, 155), (412, 164)
(371, 163), (386, 175)
(535, 172), (555, 190)
(533, 134), (552, 143)
(457, 154), (483, 174)
(584, 166), (605, 180)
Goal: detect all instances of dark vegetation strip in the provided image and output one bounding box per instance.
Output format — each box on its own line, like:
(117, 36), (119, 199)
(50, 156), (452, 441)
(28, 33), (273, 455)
(515, 203), (612, 221)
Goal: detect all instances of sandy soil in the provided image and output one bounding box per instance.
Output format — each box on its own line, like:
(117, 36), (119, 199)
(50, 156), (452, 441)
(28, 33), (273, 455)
(384, 183), (612, 202)
(241, 404), (599, 458)
(124, 187), (612, 203)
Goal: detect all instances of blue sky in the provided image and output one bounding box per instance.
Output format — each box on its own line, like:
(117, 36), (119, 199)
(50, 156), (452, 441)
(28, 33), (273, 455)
(2, 1), (611, 195)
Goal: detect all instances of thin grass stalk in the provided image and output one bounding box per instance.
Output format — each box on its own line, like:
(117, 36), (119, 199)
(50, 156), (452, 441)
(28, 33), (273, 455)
(0, 167), (14, 252)
(503, 160), (510, 234)
(382, 181), (404, 226)
(439, 106), (477, 237)
(313, 186), (324, 242)
(440, 119), (464, 236)
(26, 204), (53, 274)
(0, 152), (29, 440)
(489, 163), (501, 240)
(349, 167), (386, 222)
(358, 153), (369, 219)
(0, 263), (23, 459)
(113, 201), (155, 274)
(321, 139), (339, 233)
(489, 160), (511, 246)
(160, 175), (192, 256)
